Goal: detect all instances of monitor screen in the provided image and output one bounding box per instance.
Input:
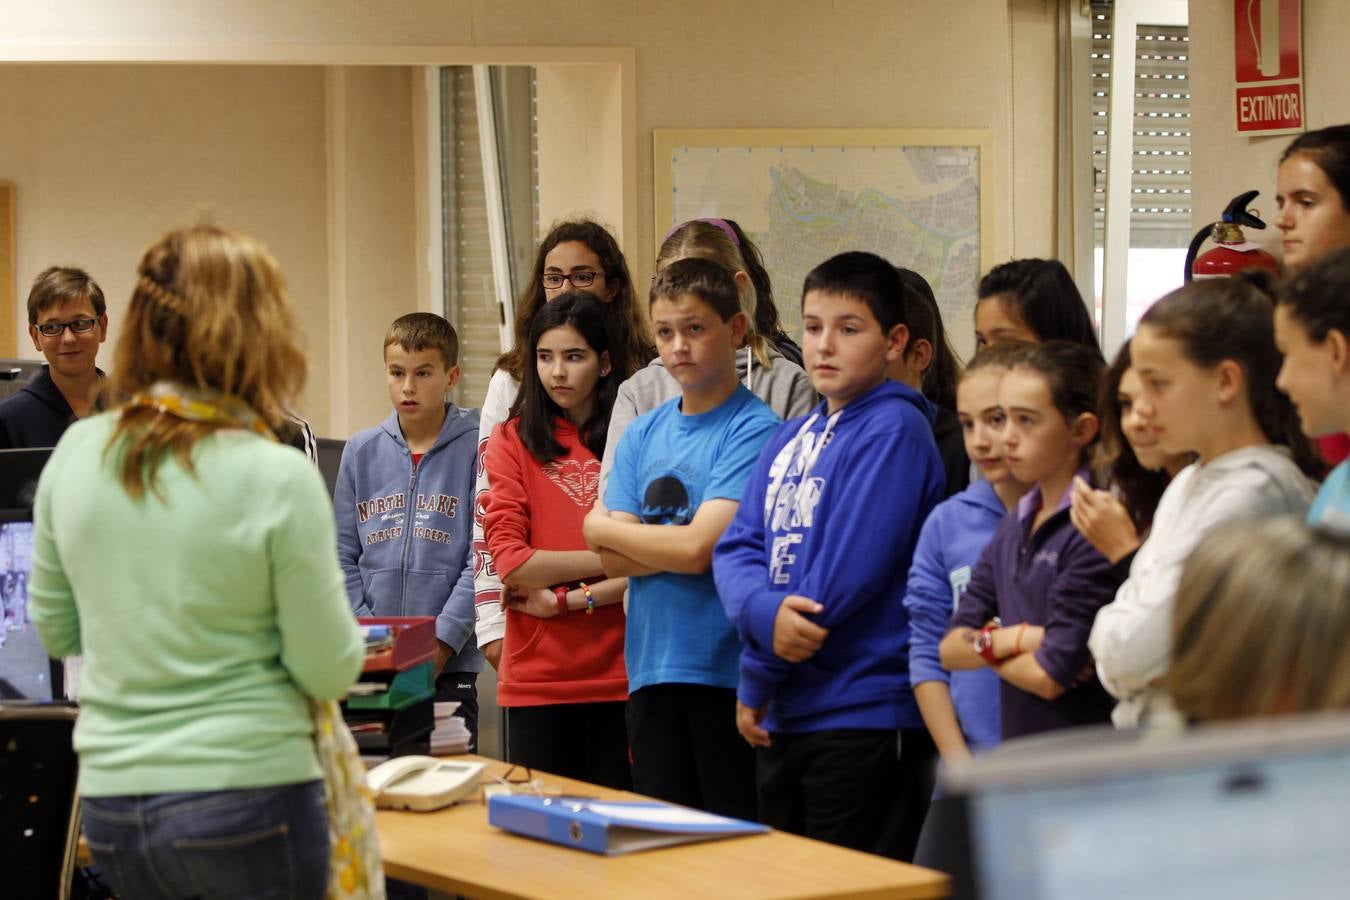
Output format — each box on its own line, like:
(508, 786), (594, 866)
(0, 447), (53, 510)
(950, 717), (1350, 900)
(0, 511), (58, 701)
(315, 437), (346, 500)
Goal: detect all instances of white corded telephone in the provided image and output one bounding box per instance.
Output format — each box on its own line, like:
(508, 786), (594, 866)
(366, 756), (486, 812)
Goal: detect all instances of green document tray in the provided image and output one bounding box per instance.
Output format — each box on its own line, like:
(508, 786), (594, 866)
(346, 660), (436, 711)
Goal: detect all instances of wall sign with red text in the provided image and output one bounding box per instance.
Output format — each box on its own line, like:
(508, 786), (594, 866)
(1234, 0), (1303, 136)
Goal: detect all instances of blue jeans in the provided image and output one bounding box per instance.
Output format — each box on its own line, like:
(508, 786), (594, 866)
(81, 781), (329, 900)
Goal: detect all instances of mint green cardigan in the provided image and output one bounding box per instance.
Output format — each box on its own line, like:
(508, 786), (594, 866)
(29, 414), (364, 796)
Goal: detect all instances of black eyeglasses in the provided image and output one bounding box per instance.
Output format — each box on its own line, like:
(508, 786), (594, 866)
(541, 271), (602, 290)
(36, 317), (98, 337)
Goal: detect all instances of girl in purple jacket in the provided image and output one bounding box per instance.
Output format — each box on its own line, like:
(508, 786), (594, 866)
(939, 341), (1118, 740)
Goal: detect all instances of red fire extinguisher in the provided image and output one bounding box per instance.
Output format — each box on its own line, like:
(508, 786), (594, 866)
(1184, 190), (1280, 282)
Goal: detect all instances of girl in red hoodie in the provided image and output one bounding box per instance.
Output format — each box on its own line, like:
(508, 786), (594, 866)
(484, 292), (636, 787)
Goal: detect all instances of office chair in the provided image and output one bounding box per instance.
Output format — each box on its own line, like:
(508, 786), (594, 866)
(0, 702), (80, 900)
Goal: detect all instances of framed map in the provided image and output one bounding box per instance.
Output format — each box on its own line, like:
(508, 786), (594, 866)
(655, 129), (993, 347)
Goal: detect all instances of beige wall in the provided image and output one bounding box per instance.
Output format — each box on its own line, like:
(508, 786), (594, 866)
(329, 66), (419, 435)
(523, 0), (1056, 281)
(0, 0), (1064, 250)
(0, 64), (332, 422)
(1190, 0), (1350, 255)
(535, 64), (626, 243)
(1, 0), (1062, 405)
(0, 63), (420, 437)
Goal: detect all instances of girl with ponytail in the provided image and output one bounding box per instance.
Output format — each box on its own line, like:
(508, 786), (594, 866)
(1089, 272), (1320, 729)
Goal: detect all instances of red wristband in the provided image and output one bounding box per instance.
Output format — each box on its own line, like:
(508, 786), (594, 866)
(554, 585), (569, 615)
(974, 624), (1004, 666)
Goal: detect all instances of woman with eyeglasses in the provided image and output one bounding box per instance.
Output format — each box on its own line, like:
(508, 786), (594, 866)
(472, 219), (653, 671)
(0, 266), (109, 449)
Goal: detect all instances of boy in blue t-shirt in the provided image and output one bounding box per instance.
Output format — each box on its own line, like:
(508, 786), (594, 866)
(1273, 249), (1350, 527)
(713, 252), (944, 858)
(585, 257), (779, 819)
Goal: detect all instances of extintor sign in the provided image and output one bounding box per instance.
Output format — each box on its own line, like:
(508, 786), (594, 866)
(1234, 0), (1303, 136)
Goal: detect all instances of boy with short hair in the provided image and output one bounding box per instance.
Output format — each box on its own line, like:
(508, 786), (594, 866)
(335, 313), (484, 746)
(584, 257), (780, 820)
(1275, 246), (1350, 526)
(713, 251), (945, 858)
(0, 266), (108, 448)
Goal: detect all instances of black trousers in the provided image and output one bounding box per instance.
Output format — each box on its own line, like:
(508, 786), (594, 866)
(757, 726), (937, 861)
(387, 670), (481, 900)
(626, 683), (756, 821)
(505, 701), (632, 790)
(435, 670), (479, 754)
(894, 726), (939, 862)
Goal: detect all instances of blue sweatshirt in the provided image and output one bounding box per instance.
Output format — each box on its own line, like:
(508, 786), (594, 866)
(334, 405), (484, 672)
(902, 479), (1005, 750)
(714, 381), (945, 733)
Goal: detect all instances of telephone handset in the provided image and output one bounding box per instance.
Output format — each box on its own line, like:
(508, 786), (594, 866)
(366, 756), (486, 811)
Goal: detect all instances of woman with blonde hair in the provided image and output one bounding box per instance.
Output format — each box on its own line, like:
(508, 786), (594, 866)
(1168, 517), (1350, 723)
(29, 224), (364, 899)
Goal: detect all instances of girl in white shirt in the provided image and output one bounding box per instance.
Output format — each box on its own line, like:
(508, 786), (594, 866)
(1088, 273), (1322, 728)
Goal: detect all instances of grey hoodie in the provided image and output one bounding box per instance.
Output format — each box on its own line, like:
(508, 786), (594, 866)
(335, 405), (484, 672)
(598, 345), (816, 487)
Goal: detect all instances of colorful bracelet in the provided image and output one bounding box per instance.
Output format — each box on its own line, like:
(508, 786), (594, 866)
(579, 581), (595, 615)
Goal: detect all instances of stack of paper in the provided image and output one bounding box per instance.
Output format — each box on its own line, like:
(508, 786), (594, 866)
(429, 700), (470, 755)
(361, 624), (395, 654)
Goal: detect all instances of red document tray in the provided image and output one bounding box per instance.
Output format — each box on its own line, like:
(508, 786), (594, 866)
(358, 616), (436, 673)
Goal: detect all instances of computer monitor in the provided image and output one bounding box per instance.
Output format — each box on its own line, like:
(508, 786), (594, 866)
(0, 448), (54, 510)
(942, 713), (1350, 899)
(0, 509), (62, 701)
(315, 437), (346, 499)
(0, 358), (45, 382)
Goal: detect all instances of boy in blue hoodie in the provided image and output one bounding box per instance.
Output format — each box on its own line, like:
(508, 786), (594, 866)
(714, 252), (945, 859)
(335, 313), (484, 747)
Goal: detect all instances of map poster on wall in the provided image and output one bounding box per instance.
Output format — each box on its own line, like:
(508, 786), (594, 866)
(654, 129), (993, 343)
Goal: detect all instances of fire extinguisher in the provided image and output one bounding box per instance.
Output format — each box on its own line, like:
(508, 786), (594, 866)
(1183, 189), (1281, 282)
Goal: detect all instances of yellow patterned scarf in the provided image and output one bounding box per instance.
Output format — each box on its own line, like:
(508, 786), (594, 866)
(124, 381), (276, 440)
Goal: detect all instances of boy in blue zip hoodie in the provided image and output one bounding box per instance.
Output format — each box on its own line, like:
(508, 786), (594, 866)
(335, 313), (484, 748)
(713, 252), (945, 860)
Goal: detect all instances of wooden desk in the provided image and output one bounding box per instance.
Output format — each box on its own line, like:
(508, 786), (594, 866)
(376, 756), (949, 899)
